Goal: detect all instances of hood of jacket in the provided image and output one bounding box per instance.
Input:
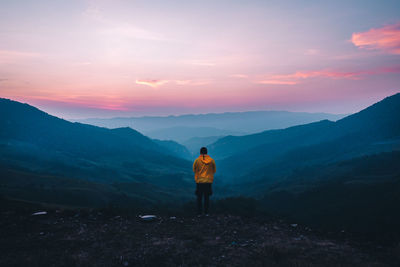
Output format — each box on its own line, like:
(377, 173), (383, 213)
(199, 154), (213, 164)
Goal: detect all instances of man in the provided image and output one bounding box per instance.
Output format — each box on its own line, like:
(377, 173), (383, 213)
(193, 147), (216, 216)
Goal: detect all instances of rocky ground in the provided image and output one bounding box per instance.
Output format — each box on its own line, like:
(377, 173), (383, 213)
(1, 207), (399, 267)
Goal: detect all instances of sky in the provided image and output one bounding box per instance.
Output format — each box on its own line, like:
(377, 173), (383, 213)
(0, 0), (400, 119)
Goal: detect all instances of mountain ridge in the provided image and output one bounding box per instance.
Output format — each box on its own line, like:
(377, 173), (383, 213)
(75, 109), (346, 143)
(212, 93), (400, 181)
(0, 97), (194, 207)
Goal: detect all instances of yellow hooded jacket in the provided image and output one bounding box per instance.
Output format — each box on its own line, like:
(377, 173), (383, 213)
(193, 154), (216, 183)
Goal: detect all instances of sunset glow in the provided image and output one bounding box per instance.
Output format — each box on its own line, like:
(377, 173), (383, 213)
(0, 0), (400, 118)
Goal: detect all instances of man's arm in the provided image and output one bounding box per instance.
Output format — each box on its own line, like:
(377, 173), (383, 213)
(193, 159), (198, 173)
(212, 160), (216, 174)
(193, 159), (198, 183)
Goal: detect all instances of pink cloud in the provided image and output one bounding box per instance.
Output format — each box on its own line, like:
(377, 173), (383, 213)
(351, 23), (400, 54)
(304, 49), (320, 55)
(257, 66), (400, 85)
(175, 80), (209, 86)
(229, 74), (248, 78)
(183, 60), (216, 66)
(284, 70), (361, 79)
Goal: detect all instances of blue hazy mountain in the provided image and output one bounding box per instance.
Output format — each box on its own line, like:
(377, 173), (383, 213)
(152, 139), (192, 160)
(0, 98), (193, 207)
(76, 110), (346, 143)
(0, 98), (189, 162)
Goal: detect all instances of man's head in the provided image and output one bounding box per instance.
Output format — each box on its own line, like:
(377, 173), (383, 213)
(200, 147), (208, 155)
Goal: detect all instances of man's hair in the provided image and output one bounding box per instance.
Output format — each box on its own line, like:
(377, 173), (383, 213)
(200, 147), (208, 155)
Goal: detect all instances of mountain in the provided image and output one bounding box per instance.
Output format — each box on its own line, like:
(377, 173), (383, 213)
(152, 139), (192, 160)
(333, 92), (400, 138)
(209, 120), (335, 160)
(209, 93), (400, 240)
(211, 93), (400, 181)
(0, 98), (194, 207)
(75, 111), (346, 143)
(0, 98), (190, 161)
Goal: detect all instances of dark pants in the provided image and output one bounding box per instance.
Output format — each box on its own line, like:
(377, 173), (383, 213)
(196, 183), (212, 214)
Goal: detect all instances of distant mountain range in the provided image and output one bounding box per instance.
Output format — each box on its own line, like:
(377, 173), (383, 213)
(145, 126), (244, 144)
(75, 111), (346, 143)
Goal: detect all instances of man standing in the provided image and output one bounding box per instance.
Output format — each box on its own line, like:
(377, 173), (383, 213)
(193, 147), (216, 216)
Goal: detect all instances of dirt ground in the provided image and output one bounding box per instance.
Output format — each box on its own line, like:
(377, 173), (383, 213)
(1, 208), (399, 267)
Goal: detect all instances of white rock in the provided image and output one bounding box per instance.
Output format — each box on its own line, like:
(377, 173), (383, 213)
(32, 211), (47, 216)
(139, 215), (157, 221)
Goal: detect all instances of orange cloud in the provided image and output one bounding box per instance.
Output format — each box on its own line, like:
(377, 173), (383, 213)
(257, 80), (298, 85)
(136, 79), (208, 88)
(135, 79), (169, 88)
(351, 23), (400, 54)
